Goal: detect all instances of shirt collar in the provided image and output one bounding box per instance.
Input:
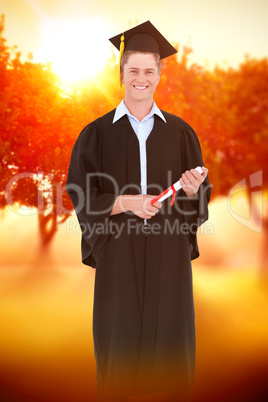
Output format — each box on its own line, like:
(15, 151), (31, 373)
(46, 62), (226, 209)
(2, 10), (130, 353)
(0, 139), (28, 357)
(113, 99), (166, 124)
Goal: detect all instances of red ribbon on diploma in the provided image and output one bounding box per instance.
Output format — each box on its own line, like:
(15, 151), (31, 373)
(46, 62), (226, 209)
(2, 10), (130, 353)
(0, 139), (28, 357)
(151, 184), (177, 206)
(150, 166), (204, 207)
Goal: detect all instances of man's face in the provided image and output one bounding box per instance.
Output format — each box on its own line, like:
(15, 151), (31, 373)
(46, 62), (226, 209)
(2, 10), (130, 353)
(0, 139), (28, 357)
(121, 52), (160, 103)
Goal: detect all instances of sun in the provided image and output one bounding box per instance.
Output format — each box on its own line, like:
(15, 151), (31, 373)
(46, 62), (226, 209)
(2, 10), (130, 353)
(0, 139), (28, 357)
(36, 18), (111, 83)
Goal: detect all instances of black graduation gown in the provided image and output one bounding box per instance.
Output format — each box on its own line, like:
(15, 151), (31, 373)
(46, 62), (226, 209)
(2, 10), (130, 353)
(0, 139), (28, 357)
(66, 109), (211, 401)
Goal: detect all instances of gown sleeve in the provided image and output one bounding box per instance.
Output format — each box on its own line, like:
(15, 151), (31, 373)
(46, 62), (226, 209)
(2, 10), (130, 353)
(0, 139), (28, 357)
(179, 123), (211, 260)
(66, 121), (116, 268)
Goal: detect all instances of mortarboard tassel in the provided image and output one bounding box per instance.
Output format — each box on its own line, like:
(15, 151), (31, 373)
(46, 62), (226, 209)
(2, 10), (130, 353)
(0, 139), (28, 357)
(119, 34), (124, 87)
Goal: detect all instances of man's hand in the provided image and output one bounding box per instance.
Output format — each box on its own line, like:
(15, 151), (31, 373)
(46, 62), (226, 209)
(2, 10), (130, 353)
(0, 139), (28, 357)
(180, 166), (208, 198)
(110, 194), (162, 219)
(127, 194), (162, 219)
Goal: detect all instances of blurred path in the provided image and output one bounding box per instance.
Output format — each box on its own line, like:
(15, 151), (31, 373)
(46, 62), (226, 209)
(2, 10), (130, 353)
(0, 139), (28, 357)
(0, 265), (268, 401)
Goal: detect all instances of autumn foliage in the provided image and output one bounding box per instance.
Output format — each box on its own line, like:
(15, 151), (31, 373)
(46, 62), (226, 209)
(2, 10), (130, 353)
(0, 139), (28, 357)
(0, 15), (267, 249)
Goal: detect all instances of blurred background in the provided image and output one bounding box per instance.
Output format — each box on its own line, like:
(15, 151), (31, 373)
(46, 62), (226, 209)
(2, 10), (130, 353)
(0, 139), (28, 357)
(0, 1), (268, 401)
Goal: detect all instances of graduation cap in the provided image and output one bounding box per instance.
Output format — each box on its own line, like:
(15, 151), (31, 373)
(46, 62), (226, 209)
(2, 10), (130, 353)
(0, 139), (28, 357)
(109, 20), (177, 59)
(109, 20), (177, 85)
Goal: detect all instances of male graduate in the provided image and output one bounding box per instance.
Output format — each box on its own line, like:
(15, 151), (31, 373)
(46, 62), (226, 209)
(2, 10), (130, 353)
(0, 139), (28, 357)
(66, 21), (211, 402)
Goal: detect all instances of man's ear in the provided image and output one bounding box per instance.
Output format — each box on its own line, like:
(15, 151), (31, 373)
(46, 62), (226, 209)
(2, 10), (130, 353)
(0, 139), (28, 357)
(120, 70), (124, 85)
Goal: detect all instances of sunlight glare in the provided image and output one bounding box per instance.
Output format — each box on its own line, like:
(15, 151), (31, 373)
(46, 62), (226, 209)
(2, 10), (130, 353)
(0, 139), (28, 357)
(36, 18), (111, 83)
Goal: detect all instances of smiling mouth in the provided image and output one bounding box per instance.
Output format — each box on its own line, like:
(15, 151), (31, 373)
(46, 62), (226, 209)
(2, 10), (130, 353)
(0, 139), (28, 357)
(133, 85), (148, 90)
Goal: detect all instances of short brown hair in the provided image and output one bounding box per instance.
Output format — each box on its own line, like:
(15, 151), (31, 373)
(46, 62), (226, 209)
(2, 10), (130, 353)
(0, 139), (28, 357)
(120, 50), (162, 73)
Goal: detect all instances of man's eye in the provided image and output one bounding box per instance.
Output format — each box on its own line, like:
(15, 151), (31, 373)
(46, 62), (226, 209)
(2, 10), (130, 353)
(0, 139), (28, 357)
(130, 70), (137, 73)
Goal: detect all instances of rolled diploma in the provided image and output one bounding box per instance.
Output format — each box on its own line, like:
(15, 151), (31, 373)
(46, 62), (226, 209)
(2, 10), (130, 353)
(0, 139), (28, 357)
(151, 166), (204, 204)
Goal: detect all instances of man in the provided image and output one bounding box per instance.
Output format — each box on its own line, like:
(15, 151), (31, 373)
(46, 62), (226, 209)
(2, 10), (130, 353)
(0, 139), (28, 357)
(66, 21), (211, 402)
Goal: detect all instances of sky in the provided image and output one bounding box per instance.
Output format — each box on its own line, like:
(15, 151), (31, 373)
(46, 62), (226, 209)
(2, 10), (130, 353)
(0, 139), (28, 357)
(1, 0), (268, 73)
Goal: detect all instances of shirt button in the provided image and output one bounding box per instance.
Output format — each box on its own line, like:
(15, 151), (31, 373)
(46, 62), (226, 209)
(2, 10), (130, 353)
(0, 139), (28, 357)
(140, 143), (144, 146)
(142, 163), (145, 167)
